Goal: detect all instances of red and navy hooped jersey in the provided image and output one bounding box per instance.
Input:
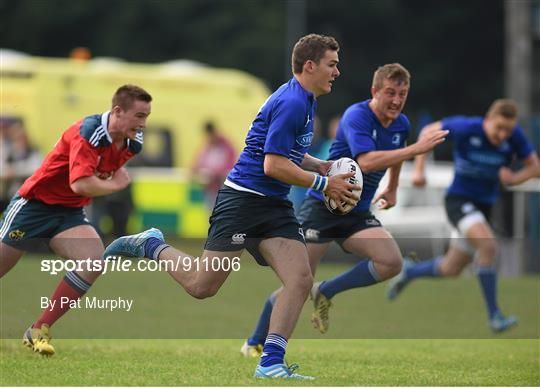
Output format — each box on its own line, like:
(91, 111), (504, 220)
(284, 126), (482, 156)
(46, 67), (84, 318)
(19, 112), (143, 207)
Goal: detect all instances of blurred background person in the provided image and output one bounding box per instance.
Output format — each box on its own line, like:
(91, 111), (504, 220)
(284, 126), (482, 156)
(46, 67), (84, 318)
(191, 120), (237, 208)
(316, 115), (341, 160)
(0, 118), (13, 212)
(387, 99), (540, 333)
(0, 120), (42, 213)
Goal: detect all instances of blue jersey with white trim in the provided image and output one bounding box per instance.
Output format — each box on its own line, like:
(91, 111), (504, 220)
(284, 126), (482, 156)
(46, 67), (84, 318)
(442, 116), (534, 204)
(309, 100), (410, 212)
(226, 77), (317, 199)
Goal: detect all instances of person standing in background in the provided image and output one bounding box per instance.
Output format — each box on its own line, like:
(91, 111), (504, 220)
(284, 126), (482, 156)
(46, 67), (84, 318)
(192, 121), (237, 208)
(0, 120), (42, 213)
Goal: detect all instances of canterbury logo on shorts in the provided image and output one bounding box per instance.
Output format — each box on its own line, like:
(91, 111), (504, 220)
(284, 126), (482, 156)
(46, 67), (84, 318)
(231, 233), (246, 244)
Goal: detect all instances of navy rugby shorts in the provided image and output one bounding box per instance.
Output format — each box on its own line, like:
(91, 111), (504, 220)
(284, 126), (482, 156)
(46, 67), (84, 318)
(297, 196), (382, 253)
(444, 194), (492, 229)
(0, 194), (92, 252)
(204, 187), (305, 266)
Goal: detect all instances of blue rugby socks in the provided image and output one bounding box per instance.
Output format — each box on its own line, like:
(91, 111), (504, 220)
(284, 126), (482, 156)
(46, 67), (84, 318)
(259, 333), (287, 367)
(144, 237), (170, 260)
(476, 266), (499, 319)
(247, 291), (278, 346)
(405, 256), (442, 280)
(319, 260), (380, 299)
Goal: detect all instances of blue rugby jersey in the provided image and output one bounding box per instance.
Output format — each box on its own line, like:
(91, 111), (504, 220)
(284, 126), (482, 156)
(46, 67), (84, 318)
(226, 77), (317, 199)
(442, 116), (533, 204)
(309, 100), (410, 212)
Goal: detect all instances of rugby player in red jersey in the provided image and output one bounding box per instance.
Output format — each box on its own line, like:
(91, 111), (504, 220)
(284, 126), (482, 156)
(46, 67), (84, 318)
(0, 84), (152, 355)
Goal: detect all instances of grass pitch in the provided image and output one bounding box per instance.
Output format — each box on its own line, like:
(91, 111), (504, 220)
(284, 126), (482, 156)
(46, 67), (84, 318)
(1, 251), (539, 385)
(1, 339), (538, 386)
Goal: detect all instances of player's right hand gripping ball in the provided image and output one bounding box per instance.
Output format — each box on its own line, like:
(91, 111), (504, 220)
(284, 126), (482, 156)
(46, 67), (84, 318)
(324, 157), (363, 215)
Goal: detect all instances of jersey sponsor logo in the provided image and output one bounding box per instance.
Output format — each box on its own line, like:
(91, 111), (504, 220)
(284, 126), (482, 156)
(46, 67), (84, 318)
(392, 134), (401, 146)
(296, 132), (313, 147)
(305, 228), (320, 241)
(8, 229), (25, 241)
(467, 151), (505, 166)
(231, 233), (246, 244)
(372, 129), (377, 140)
(469, 137), (482, 147)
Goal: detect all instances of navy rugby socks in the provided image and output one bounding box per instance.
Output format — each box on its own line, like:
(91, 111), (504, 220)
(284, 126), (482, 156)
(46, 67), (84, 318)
(405, 257), (442, 280)
(319, 260), (380, 299)
(259, 333), (287, 367)
(144, 237), (170, 260)
(476, 266), (499, 318)
(247, 292), (278, 346)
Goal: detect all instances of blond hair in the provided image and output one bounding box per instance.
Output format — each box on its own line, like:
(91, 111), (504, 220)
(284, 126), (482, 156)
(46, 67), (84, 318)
(372, 63), (410, 89)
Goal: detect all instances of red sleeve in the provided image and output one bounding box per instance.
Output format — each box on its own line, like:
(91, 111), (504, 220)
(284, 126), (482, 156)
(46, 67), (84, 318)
(69, 135), (99, 185)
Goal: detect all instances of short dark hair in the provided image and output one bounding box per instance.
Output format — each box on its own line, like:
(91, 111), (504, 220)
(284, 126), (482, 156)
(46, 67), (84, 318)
(291, 34), (340, 74)
(487, 99), (518, 120)
(112, 84), (152, 111)
(372, 63), (411, 90)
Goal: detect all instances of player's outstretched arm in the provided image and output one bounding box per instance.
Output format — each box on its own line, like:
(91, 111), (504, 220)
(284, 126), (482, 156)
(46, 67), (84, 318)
(70, 167), (131, 197)
(411, 121), (447, 187)
(356, 122), (448, 173)
(499, 152), (540, 186)
(411, 152), (428, 187)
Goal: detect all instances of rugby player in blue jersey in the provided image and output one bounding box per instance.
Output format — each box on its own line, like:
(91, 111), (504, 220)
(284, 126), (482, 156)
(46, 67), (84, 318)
(387, 99), (540, 333)
(240, 63), (449, 353)
(104, 34), (359, 380)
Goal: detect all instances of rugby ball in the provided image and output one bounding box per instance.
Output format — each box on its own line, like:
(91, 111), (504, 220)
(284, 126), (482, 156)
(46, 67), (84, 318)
(324, 157), (363, 215)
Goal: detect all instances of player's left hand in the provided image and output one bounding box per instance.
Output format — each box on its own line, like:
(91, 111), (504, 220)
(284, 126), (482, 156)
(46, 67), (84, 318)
(499, 167), (517, 186)
(372, 187), (397, 210)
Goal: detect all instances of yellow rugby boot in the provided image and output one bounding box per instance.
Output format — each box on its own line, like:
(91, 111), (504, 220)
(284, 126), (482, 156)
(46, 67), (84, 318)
(310, 282), (332, 334)
(240, 341), (263, 357)
(22, 324), (55, 356)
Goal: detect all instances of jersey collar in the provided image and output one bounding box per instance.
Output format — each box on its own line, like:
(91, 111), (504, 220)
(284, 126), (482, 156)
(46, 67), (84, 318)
(291, 77), (316, 103)
(101, 111), (113, 144)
